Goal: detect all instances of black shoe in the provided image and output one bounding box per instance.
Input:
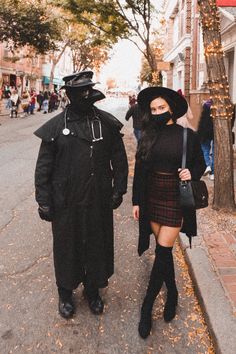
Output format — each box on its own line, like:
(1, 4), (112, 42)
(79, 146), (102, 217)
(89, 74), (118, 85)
(58, 297), (74, 319)
(83, 289), (104, 315)
(88, 295), (104, 315)
(163, 293), (178, 322)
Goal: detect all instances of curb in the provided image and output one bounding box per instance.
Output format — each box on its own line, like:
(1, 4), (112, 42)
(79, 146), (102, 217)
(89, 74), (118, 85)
(179, 233), (236, 354)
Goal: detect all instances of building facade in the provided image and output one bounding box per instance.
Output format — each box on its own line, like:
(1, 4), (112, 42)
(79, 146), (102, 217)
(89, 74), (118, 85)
(220, 6), (236, 104)
(162, 0), (236, 128)
(162, 0), (192, 97)
(0, 43), (43, 94)
(0, 42), (73, 95)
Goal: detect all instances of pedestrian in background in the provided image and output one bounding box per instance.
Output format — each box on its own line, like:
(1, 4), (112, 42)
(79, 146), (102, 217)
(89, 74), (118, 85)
(37, 91), (44, 112)
(125, 103), (143, 142)
(29, 90), (37, 114)
(42, 91), (49, 114)
(34, 71), (128, 320)
(21, 91), (30, 117)
(48, 91), (58, 112)
(10, 89), (20, 118)
(197, 99), (214, 180)
(176, 89), (196, 131)
(129, 94), (137, 107)
(5, 86), (12, 110)
(132, 86), (205, 339)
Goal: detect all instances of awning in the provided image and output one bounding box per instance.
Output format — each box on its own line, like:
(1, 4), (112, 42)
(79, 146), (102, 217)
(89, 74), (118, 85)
(42, 76), (64, 85)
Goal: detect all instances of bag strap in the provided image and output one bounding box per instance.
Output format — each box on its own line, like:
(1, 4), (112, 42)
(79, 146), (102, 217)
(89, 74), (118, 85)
(181, 127), (188, 169)
(181, 128), (193, 249)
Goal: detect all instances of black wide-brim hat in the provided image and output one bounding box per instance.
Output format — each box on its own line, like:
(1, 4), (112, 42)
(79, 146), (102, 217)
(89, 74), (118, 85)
(61, 70), (97, 89)
(137, 86), (188, 118)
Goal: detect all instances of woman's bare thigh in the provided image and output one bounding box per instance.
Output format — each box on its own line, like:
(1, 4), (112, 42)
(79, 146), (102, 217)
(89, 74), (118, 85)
(150, 221), (181, 247)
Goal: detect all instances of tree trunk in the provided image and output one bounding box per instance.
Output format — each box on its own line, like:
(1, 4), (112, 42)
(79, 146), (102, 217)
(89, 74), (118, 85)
(49, 60), (56, 91)
(49, 42), (69, 91)
(198, 0), (235, 211)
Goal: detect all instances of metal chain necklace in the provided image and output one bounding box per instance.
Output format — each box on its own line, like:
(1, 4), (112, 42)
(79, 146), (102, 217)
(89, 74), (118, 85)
(62, 106), (70, 135)
(90, 109), (103, 142)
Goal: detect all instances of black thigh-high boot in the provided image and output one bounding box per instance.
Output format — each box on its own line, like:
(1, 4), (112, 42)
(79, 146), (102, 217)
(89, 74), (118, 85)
(163, 246), (178, 322)
(138, 244), (166, 339)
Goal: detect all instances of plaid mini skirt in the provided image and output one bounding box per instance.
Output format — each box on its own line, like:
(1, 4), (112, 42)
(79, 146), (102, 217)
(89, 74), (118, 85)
(147, 171), (182, 227)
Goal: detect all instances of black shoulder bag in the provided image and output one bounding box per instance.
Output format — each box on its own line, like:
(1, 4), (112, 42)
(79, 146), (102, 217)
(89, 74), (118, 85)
(179, 128), (209, 210)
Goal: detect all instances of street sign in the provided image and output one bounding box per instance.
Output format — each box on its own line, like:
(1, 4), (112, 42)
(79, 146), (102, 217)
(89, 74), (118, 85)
(217, 0), (236, 5)
(157, 62), (171, 71)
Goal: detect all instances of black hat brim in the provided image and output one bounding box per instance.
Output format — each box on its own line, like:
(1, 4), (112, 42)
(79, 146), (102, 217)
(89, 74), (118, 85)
(60, 82), (96, 90)
(137, 87), (188, 118)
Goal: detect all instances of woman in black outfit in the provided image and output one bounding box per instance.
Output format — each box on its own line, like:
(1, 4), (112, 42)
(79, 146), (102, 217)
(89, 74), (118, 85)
(132, 87), (206, 339)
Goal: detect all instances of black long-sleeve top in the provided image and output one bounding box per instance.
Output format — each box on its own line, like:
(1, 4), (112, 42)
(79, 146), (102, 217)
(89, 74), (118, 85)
(132, 124), (206, 206)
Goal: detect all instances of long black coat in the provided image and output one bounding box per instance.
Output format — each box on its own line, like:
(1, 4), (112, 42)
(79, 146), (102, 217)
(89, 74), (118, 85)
(132, 127), (206, 256)
(34, 106), (128, 289)
(198, 104), (213, 142)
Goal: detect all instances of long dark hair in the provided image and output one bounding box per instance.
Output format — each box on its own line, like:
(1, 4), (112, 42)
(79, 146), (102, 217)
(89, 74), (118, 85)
(136, 94), (178, 162)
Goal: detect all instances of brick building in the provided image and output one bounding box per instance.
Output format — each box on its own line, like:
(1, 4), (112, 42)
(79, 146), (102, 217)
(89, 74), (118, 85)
(162, 0), (236, 128)
(0, 43), (44, 94)
(0, 42), (73, 95)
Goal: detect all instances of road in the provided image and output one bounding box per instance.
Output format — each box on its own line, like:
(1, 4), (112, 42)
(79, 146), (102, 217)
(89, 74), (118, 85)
(0, 98), (214, 353)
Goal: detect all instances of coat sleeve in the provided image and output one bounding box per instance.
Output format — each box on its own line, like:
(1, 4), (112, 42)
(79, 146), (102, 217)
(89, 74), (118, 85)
(110, 132), (128, 196)
(189, 131), (206, 181)
(35, 141), (56, 206)
(125, 106), (134, 121)
(132, 160), (147, 205)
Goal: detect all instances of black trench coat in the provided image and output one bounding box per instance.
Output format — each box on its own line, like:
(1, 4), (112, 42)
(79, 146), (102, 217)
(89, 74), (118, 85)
(34, 106), (128, 289)
(132, 127), (206, 256)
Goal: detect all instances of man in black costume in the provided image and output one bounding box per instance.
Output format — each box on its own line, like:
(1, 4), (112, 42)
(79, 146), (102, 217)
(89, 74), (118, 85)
(34, 71), (128, 319)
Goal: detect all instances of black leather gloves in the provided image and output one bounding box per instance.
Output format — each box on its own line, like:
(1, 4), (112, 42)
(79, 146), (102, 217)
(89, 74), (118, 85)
(111, 193), (123, 210)
(38, 205), (53, 222)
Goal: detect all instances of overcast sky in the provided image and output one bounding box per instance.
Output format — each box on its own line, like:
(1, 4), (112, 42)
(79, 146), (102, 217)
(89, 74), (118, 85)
(99, 39), (142, 88)
(99, 1), (164, 87)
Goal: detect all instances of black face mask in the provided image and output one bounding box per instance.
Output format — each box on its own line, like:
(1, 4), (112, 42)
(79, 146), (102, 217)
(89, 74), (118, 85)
(151, 111), (172, 126)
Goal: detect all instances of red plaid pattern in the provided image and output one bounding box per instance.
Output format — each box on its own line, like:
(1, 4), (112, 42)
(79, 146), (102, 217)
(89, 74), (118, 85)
(147, 172), (182, 227)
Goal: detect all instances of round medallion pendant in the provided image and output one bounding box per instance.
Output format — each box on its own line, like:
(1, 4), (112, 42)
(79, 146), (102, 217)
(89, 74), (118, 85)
(62, 128), (70, 135)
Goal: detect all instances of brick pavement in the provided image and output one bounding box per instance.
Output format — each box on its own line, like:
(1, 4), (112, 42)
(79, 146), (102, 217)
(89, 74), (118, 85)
(198, 174), (236, 314)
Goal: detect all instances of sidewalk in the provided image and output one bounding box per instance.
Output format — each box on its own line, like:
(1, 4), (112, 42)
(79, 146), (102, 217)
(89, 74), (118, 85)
(125, 128), (236, 354)
(179, 172), (236, 354)
(0, 99), (10, 124)
(0, 98), (11, 114)
(0, 98), (24, 125)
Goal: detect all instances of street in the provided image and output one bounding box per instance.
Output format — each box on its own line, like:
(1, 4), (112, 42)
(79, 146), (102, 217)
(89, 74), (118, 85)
(0, 98), (214, 354)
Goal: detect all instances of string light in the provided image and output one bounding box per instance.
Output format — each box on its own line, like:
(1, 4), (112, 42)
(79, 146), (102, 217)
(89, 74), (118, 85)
(198, 0), (233, 119)
(198, 0), (234, 120)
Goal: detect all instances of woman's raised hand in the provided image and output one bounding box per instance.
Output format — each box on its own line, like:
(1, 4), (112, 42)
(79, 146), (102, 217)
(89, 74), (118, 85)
(178, 168), (191, 181)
